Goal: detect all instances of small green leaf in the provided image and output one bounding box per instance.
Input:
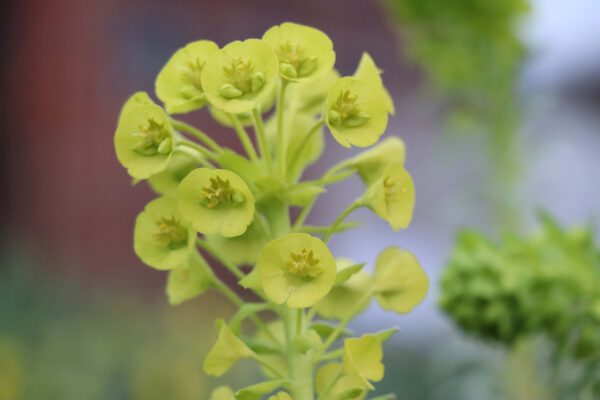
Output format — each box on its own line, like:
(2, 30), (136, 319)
(235, 380), (286, 400)
(372, 327), (399, 343)
(311, 322), (353, 339)
(229, 303), (272, 335)
(203, 320), (253, 377)
(166, 251), (214, 305)
(279, 184), (325, 207)
(293, 329), (322, 354)
(335, 263), (366, 284)
(217, 151), (263, 187)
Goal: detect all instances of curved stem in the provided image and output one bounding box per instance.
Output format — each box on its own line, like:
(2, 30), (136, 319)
(276, 80), (290, 179)
(178, 141), (218, 163)
(229, 114), (259, 162)
(170, 118), (222, 153)
(252, 108), (273, 174)
(287, 118), (325, 181)
(323, 202), (361, 243)
(173, 146), (213, 168)
(196, 239), (244, 280)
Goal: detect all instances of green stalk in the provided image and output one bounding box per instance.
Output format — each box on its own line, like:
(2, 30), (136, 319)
(276, 80), (290, 179)
(323, 202), (361, 243)
(170, 118), (223, 153)
(252, 108), (274, 174)
(287, 118), (325, 181)
(229, 114), (259, 162)
(178, 141), (218, 163)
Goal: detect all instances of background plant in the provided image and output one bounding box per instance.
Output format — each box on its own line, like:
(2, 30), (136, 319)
(114, 22), (428, 400)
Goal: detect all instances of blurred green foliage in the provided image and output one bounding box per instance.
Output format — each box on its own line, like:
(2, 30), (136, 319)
(440, 216), (600, 396)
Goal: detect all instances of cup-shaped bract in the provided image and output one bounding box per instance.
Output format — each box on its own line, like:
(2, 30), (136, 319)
(263, 22), (335, 82)
(325, 77), (389, 148)
(257, 233), (336, 308)
(166, 251), (214, 305)
(316, 363), (367, 400)
(342, 335), (384, 389)
(286, 69), (340, 115)
(353, 52), (395, 115)
(362, 162), (415, 230)
(315, 259), (371, 320)
(346, 136), (406, 187)
(201, 39), (279, 114)
(205, 221), (267, 266)
(147, 152), (198, 195)
(374, 247), (428, 314)
(134, 196), (195, 270)
(115, 92), (176, 179)
(203, 320), (253, 377)
(177, 168), (255, 237)
(155, 40), (219, 114)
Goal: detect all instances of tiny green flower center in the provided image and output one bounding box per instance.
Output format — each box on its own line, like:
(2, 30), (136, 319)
(220, 58), (265, 98)
(153, 216), (188, 249)
(383, 175), (407, 204)
(329, 90), (370, 128)
(178, 58), (205, 92)
(276, 42), (318, 79)
(201, 176), (245, 209)
(131, 119), (171, 156)
(287, 249), (323, 279)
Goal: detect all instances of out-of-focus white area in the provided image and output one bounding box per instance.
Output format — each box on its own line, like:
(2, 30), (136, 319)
(312, 0), (600, 342)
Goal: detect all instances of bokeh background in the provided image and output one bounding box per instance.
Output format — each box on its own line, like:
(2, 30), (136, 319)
(1, 0), (599, 398)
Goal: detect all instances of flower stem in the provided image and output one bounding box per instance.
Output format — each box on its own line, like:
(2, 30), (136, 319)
(287, 118), (325, 181)
(323, 202), (361, 243)
(229, 114), (259, 162)
(196, 239), (244, 280)
(276, 80), (290, 179)
(178, 141), (219, 163)
(170, 118), (223, 153)
(252, 108), (273, 174)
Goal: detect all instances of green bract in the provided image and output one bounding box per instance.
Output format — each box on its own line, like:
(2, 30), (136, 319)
(343, 335), (384, 389)
(354, 52), (395, 115)
(263, 22), (335, 82)
(286, 69), (340, 115)
(205, 221), (267, 266)
(166, 251), (213, 305)
(134, 196), (195, 270)
(201, 39), (279, 114)
(374, 247), (428, 314)
(203, 319), (253, 377)
(325, 77), (389, 148)
(346, 136), (406, 186)
(147, 152), (198, 195)
(257, 233), (336, 308)
(210, 386), (236, 400)
(114, 92), (176, 179)
(155, 40), (219, 114)
(316, 363), (367, 400)
(177, 168), (254, 237)
(362, 162), (415, 230)
(315, 259), (371, 320)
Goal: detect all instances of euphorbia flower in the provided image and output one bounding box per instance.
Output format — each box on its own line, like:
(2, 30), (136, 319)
(373, 247), (429, 314)
(361, 162), (415, 230)
(201, 39), (279, 114)
(257, 233), (336, 308)
(155, 40), (219, 114)
(134, 196), (195, 270)
(177, 168), (254, 237)
(114, 92), (176, 179)
(315, 259), (371, 320)
(324, 77), (389, 148)
(262, 22), (335, 82)
(343, 334), (384, 389)
(203, 319), (253, 377)
(166, 251), (214, 305)
(345, 136), (406, 186)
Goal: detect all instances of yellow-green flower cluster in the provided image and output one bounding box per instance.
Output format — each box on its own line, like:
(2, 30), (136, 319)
(113, 21), (427, 399)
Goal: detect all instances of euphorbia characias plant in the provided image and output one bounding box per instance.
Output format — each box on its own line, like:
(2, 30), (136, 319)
(114, 21), (428, 400)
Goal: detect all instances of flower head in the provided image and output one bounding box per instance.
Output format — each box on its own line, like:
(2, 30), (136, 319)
(262, 22), (335, 82)
(155, 40), (219, 114)
(373, 247), (429, 314)
(346, 136), (406, 187)
(343, 335), (384, 389)
(166, 251), (214, 305)
(114, 92), (176, 179)
(203, 319), (253, 377)
(362, 162), (415, 230)
(177, 168), (254, 237)
(201, 39), (279, 114)
(315, 259), (371, 320)
(147, 152), (198, 195)
(325, 77), (389, 148)
(257, 233), (336, 308)
(134, 196), (195, 270)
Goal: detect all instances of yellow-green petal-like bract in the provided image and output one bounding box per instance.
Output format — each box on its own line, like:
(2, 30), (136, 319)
(315, 363), (367, 400)
(362, 162), (415, 230)
(166, 251), (214, 305)
(203, 319), (253, 377)
(343, 335), (384, 389)
(263, 22), (335, 82)
(346, 136), (406, 187)
(201, 39), (279, 114)
(177, 168), (255, 237)
(353, 52), (395, 115)
(205, 221), (267, 266)
(325, 77), (388, 148)
(374, 247), (428, 314)
(155, 40), (219, 114)
(134, 196), (195, 270)
(114, 92), (176, 179)
(257, 233), (336, 308)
